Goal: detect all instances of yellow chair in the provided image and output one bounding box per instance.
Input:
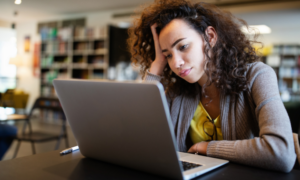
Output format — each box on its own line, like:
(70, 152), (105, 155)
(0, 89), (29, 134)
(0, 89), (29, 114)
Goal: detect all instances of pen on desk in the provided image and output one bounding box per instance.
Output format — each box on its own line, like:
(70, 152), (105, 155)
(60, 146), (79, 155)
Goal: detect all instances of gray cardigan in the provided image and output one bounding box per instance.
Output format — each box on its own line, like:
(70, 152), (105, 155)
(145, 62), (296, 172)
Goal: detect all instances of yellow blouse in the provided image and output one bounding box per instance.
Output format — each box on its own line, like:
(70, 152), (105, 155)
(189, 101), (223, 144)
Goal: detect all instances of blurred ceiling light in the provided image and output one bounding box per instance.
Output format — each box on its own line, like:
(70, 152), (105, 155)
(241, 25), (271, 34)
(15, 0), (22, 5)
(118, 22), (132, 28)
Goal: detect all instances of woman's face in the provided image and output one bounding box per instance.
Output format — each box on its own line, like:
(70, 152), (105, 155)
(158, 19), (207, 84)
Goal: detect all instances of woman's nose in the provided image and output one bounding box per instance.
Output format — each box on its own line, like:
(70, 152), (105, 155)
(171, 54), (184, 69)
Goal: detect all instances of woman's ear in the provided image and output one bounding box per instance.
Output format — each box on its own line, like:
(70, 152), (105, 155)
(205, 26), (217, 48)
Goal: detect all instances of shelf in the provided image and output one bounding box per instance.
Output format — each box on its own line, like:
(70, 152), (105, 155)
(73, 50), (94, 55)
(41, 39), (70, 43)
(73, 37), (107, 41)
(41, 67), (69, 70)
(91, 63), (107, 69)
(41, 64), (69, 69)
(72, 49), (108, 55)
(266, 44), (300, 100)
(39, 26), (109, 97)
(290, 91), (300, 95)
(281, 54), (299, 57)
(70, 64), (107, 69)
(72, 63), (88, 68)
(282, 77), (300, 80)
(41, 52), (70, 56)
(41, 38), (107, 42)
(94, 49), (107, 54)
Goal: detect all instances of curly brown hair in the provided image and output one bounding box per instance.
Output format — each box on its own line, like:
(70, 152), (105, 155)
(128, 0), (261, 97)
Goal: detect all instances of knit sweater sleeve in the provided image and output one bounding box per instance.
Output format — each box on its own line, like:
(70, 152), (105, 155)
(206, 62), (296, 172)
(143, 70), (162, 82)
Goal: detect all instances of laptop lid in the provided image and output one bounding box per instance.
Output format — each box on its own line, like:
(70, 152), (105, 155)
(53, 79), (184, 179)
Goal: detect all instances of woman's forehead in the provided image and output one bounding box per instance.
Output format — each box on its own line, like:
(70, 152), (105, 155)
(159, 19), (190, 36)
(158, 19), (199, 45)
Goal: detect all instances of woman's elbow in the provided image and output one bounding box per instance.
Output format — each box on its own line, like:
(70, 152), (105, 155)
(270, 147), (296, 173)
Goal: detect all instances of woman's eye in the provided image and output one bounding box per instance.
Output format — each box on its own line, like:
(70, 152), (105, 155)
(179, 44), (188, 51)
(165, 54), (172, 59)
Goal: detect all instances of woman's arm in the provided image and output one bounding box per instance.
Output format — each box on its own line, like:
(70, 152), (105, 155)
(149, 23), (167, 76)
(143, 24), (172, 106)
(206, 63), (296, 172)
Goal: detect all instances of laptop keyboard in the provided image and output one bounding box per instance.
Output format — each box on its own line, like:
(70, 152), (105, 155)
(181, 161), (202, 171)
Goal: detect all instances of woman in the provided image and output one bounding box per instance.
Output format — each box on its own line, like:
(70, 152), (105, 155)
(0, 124), (17, 160)
(128, 0), (296, 172)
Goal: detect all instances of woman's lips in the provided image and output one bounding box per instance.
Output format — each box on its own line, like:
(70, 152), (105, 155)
(179, 68), (192, 77)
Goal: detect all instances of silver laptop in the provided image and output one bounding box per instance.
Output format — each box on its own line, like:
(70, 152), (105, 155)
(53, 79), (228, 180)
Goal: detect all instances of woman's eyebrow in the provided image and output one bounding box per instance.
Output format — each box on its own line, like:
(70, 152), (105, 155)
(162, 38), (186, 52)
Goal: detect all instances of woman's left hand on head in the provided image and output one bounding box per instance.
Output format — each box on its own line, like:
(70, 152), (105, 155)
(187, 142), (209, 155)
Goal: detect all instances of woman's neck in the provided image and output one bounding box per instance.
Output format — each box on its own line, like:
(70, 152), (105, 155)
(197, 74), (219, 98)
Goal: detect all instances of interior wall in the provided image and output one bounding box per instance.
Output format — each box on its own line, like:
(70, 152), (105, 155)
(234, 9), (300, 46)
(15, 21), (40, 112)
(0, 19), (10, 28)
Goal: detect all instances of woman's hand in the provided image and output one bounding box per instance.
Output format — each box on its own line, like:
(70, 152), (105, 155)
(187, 142), (209, 155)
(149, 23), (168, 76)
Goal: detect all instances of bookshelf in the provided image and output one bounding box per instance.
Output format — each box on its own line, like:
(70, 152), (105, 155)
(265, 44), (300, 102)
(39, 26), (109, 97)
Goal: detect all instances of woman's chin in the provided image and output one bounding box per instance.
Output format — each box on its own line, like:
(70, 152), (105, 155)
(182, 77), (198, 84)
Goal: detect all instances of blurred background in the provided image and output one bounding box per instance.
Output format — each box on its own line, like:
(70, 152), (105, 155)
(0, 0), (299, 160)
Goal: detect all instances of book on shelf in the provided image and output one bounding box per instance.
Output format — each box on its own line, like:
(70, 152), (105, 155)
(281, 57), (297, 67)
(282, 45), (299, 55)
(73, 26), (107, 39)
(272, 46), (281, 54)
(91, 55), (104, 63)
(94, 40), (105, 49)
(57, 28), (72, 41)
(58, 42), (68, 53)
(279, 67), (300, 78)
(41, 56), (54, 67)
(92, 72), (104, 79)
(40, 26), (107, 41)
(40, 27), (72, 41)
(40, 25), (109, 97)
(43, 41), (69, 54)
(41, 86), (56, 97)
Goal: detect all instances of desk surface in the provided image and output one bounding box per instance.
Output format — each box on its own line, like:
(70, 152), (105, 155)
(0, 114), (27, 121)
(0, 150), (299, 180)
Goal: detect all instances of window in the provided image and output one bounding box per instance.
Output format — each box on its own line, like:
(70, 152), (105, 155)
(0, 28), (17, 92)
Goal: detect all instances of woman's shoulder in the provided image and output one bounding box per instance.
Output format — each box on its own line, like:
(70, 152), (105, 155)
(246, 62), (276, 78)
(246, 61), (277, 85)
(247, 61), (274, 74)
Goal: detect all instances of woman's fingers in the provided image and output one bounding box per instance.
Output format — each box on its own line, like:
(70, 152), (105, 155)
(149, 23), (167, 76)
(187, 142), (209, 155)
(150, 23), (162, 57)
(150, 23), (158, 40)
